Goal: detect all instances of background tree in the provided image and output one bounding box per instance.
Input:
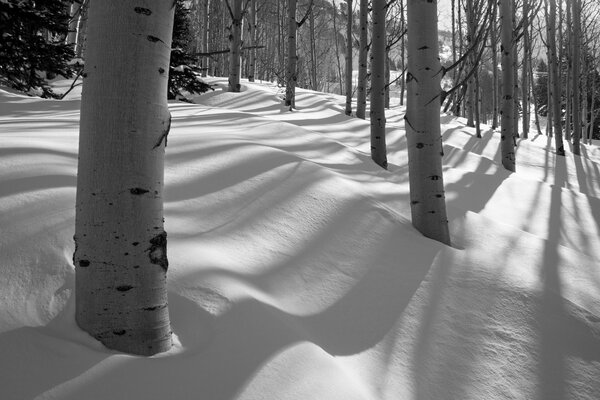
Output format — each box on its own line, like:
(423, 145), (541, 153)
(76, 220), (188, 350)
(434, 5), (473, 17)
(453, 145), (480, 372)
(356, 0), (369, 119)
(405, 0), (451, 245)
(344, 0), (353, 115)
(370, 0), (387, 169)
(169, 0), (212, 101)
(0, 0), (74, 97)
(74, 0), (175, 356)
(500, 0), (516, 171)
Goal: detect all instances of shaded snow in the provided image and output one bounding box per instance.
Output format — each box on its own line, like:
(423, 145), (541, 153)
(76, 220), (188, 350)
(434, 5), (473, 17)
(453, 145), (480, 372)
(1, 78), (600, 400)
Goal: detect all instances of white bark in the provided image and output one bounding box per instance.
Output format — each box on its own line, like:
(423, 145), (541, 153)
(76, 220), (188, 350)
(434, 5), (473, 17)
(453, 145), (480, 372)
(228, 0), (243, 92)
(74, 0), (174, 356)
(499, 0), (516, 171)
(356, 0), (368, 119)
(548, 0), (565, 155)
(247, 0), (257, 82)
(285, 0), (298, 108)
(572, 0), (582, 155)
(405, 0), (450, 245)
(370, 0), (387, 169)
(345, 0), (353, 115)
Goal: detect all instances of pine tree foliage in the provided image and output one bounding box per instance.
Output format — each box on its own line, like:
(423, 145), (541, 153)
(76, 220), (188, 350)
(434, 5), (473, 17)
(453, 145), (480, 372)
(168, 0), (212, 101)
(0, 0), (74, 98)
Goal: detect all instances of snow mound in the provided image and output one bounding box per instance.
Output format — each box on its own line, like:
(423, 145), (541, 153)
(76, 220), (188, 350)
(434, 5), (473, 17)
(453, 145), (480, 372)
(1, 80), (600, 400)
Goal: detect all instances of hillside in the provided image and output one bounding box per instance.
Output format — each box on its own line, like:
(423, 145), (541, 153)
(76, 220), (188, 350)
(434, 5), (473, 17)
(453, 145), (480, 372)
(1, 78), (599, 400)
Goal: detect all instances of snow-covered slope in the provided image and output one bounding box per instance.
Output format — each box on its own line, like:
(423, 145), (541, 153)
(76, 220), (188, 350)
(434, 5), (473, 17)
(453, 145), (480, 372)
(1, 78), (599, 400)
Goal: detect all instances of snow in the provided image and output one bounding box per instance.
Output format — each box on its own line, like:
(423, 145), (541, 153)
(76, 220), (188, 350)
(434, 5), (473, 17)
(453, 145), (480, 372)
(1, 77), (600, 400)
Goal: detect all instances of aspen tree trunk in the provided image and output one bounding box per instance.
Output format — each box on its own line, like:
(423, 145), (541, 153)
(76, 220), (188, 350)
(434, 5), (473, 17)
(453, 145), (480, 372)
(309, 7), (318, 90)
(405, 0), (451, 245)
(228, 0), (243, 92)
(466, 0), (476, 128)
(547, 0), (565, 155)
(370, 0), (388, 169)
(521, 0), (530, 139)
(499, 0), (516, 171)
(400, 0), (406, 106)
(74, 0), (174, 356)
(75, 0), (89, 58)
(202, 0), (209, 77)
(385, 52), (391, 108)
(248, 0), (257, 82)
(511, 0), (519, 142)
(491, 2), (499, 130)
(565, 0), (572, 141)
(67, 2), (80, 46)
(332, 0), (344, 95)
(356, 0), (369, 119)
(345, 0), (353, 115)
(285, 0), (298, 108)
(572, 0), (582, 155)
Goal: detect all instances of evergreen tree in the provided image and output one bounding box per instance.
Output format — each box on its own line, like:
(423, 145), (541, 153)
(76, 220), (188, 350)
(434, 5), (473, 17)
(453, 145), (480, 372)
(0, 0), (74, 98)
(168, 0), (212, 101)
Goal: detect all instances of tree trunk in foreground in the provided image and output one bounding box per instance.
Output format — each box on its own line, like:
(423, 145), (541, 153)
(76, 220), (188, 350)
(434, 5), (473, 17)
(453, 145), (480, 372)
(356, 0), (369, 119)
(499, 0), (516, 171)
(405, 0), (451, 245)
(74, 0), (174, 356)
(370, 0), (387, 169)
(228, 0), (243, 92)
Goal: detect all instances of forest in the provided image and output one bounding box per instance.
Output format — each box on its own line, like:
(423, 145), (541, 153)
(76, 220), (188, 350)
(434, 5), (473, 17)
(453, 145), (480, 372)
(1, 0), (600, 399)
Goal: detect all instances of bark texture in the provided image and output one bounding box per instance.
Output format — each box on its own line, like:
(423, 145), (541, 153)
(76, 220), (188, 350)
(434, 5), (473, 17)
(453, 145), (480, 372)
(499, 0), (516, 171)
(228, 0), (243, 92)
(370, 0), (387, 169)
(356, 0), (368, 119)
(344, 0), (353, 115)
(405, 0), (451, 245)
(285, 0), (298, 108)
(74, 0), (174, 356)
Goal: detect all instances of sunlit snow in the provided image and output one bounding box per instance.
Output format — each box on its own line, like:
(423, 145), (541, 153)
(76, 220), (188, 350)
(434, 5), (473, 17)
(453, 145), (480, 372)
(1, 77), (599, 400)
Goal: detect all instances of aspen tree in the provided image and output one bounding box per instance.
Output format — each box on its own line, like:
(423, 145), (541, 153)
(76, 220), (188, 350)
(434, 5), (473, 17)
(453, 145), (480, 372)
(247, 0), (257, 82)
(227, 0), (243, 92)
(405, 0), (451, 245)
(499, 0), (516, 171)
(345, 0), (353, 115)
(356, 0), (369, 119)
(286, 0), (298, 108)
(285, 0), (313, 108)
(370, 0), (388, 169)
(572, 0), (582, 155)
(547, 0), (565, 155)
(74, 0), (174, 356)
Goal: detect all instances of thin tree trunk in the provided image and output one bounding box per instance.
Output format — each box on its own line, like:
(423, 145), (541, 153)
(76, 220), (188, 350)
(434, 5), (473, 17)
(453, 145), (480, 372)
(512, 0), (519, 141)
(405, 0), (450, 245)
(228, 0), (243, 92)
(248, 0), (257, 82)
(67, 2), (80, 46)
(400, 0), (406, 106)
(332, 0), (344, 95)
(491, 0), (499, 130)
(285, 0), (298, 108)
(548, 0), (565, 155)
(345, 0), (353, 114)
(356, 0), (368, 119)
(309, 6), (318, 90)
(572, 0), (582, 154)
(370, 0), (387, 168)
(74, 0), (174, 356)
(500, 0), (516, 171)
